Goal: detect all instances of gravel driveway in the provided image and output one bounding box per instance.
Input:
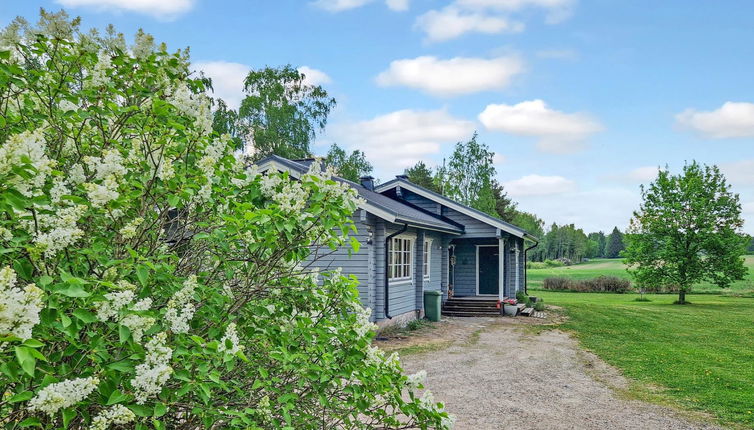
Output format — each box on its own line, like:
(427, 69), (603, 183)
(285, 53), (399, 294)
(384, 317), (725, 430)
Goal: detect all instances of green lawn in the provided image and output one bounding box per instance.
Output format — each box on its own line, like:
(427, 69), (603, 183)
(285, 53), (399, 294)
(528, 256), (754, 294)
(537, 291), (754, 427)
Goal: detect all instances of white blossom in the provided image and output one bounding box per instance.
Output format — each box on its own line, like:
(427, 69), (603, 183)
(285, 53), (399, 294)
(131, 332), (173, 404)
(69, 163), (86, 184)
(119, 217), (144, 239)
(89, 404), (136, 430)
(33, 204), (87, 257)
(95, 289), (135, 322)
(0, 129), (55, 197)
(164, 275), (198, 334)
(217, 322), (244, 355)
(49, 177), (70, 204)
(0, 266), (44, 340)
(86, 51), (111, 88)
(0, 227), (12, 241)
(407, 370), (427, 389)
(27, 377), (99, 416)
(58, 99), (78, 112)
(120, 298), (155, 343)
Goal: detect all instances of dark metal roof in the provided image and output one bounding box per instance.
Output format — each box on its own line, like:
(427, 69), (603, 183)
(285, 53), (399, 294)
(255, 155), (464, 234)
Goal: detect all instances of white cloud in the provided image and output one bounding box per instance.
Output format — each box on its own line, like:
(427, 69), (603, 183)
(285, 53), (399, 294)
(376, 56), (524, 97)
(513, 187), (639, 233)
(415, 6), (523, 42)
(457, 0), (575, 23)
(493, 153), (507, 165)
(386, 0), (410, 11)
(55, 0), (194, 19)
(311, 0), (373, 12)
(298, 66), (332, 86)
(627, 166), (661, 183)
(415, 0), (574, 42)
(720, 160), (754, 187)
(194, 61), (249, 110)
(479, 99), (603, 153)
(676, 102), (754, 139)
(311, 0), (410, 11)
(325, 109), (475, 172)
(502, 174), (576, 197)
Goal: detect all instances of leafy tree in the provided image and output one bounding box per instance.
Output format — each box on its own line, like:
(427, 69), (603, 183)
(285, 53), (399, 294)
(435, 132), (497, 215)
(624, 162), (748, 304)
(0, 12), (450, 428)
(405, 161), (441, 193)
(323, 143), (373, 182)
(210, 98), (243, 150)
(588, 231), (607, 257)
(606, 227), (625, 258)
(747, 235), (754, 254)
(238, 65), (335, 160)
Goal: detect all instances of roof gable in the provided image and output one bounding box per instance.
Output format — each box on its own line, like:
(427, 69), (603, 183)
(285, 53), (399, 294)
(254, 156), (463, 235)
(375, 178), (533, 240)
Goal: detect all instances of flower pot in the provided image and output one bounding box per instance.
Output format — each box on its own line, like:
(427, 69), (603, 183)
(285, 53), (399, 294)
(503, 304), (518, 316)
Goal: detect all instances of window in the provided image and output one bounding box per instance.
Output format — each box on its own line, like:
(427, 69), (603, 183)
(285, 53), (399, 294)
(423, 240), (431, 280)
(388, 237), (413, 281)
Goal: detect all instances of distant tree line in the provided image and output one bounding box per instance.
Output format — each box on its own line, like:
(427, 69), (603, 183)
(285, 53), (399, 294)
(526, 224), (626, 263)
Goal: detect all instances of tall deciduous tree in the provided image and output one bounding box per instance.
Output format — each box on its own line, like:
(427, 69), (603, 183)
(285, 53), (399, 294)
(238, 65), (335, 160)
(491, 179), (517, 222)
(606, 227), (625, 258)
(324, 143), (373, 182)
(435, 132), (497, 215)
(624, 162), (748, 304)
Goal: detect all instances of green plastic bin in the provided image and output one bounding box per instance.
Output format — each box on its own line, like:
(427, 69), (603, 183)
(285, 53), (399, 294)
(423, 290), (443, 322)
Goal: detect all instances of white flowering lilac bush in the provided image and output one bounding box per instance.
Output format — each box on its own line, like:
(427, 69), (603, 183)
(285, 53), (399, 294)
(0, 11), (450, 430)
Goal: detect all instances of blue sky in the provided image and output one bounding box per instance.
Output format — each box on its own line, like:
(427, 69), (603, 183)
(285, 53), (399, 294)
(3, 0), (754, 234)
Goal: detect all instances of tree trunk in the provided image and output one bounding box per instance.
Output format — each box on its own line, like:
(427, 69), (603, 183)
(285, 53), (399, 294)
(678, 289), (686, 304)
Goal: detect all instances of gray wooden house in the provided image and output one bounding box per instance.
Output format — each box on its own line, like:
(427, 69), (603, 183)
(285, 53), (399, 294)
(257, 156), (538, 326)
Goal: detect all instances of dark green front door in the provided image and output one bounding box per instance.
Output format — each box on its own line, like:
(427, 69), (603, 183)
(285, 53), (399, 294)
(478, 246), (499, 295)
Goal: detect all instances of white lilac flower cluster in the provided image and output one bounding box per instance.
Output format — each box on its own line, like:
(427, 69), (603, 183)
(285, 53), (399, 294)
(32, 204), (88, 257)
(406, 370), (427, 390)
(418, 390), (455, 429)
(119, 217), (144, 239)
(131, 332), (173, 404)
(83, 149), (127, 208)
(164, 275), (198, 334)
(0, 226), (12, 241)
(0, 129), (55, 197)
(195, 136), (231, 202)
(89, 404), (136, 430)
(168, 83), (213, 136)
(217, 322), (244, 355)
(0, 266), (44, 340)
(352, 303), (377, 338)
(94, 282), (156, 343)
(27, 376), (100, 416)
(85, 51), (111, 89)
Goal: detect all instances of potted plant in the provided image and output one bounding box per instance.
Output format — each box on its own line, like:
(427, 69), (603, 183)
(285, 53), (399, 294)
(501, 298), (518, 316)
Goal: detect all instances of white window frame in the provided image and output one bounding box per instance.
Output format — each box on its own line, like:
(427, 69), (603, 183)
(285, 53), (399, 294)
(423, 239), (432, 281)
(388, 234), (414, 283)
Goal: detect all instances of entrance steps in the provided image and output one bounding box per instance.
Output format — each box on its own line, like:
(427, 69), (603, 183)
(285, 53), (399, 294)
(441, 296), (501, 317)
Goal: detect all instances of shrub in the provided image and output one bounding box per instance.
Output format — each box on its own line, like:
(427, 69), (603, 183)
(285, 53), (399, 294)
(543, 276), (632, 293)
(0, 12), (450, 429)
(515, 291), (529, 302)
(534, 300), (545, 311)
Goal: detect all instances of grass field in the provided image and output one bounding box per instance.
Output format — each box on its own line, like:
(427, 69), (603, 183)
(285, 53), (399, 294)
(528, 256), (754, 294)
(538, 292), (754, 427)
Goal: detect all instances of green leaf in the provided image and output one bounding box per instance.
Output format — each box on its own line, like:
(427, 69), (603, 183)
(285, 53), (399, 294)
(107, 389), (129, 405)
(107, 360), (133, 373)
(62, 408), (76, 428)
(22, 339), (44, 348)
(73, 309), (98, 323)
(15, 346), (36, 376)
(128, 404), (153, 417)
(119, 325), (131, 343)
(56, 284), (90, 297)
(18, 417), (41, 427)
(6, 390), (33, 403)
(38, 275), (53, 287)
(153, 402), (167, 417)
(60, 313), (72, 328)
(136, 265), (149, 287)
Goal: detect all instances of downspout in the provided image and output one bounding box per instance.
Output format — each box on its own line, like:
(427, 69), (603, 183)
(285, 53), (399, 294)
(524, 238), (539, 295)
(384, 223), (408, 319)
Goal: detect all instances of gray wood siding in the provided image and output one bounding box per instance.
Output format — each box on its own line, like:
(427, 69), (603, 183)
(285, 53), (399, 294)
(306, 211), (371, 307)
(403, 190), (441, 214)
(451, 238), (498, 296)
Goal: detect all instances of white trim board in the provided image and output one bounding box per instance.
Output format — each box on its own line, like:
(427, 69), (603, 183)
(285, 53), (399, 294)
(475, 244), (499, 296)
